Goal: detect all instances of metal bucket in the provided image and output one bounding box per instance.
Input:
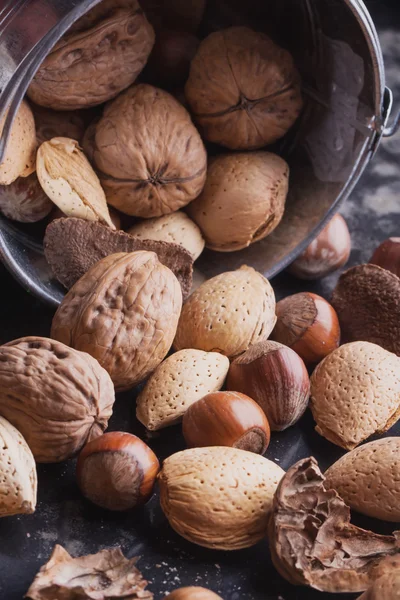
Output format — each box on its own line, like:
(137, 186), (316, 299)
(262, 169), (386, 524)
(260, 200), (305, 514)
(0, 0), (398, 306)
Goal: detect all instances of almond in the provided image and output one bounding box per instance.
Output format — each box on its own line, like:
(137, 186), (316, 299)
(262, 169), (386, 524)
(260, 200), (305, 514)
(136, 349), (229, 430)
(158, 446), (284, 550)
(0, 416), (37, 516)
(0, 100), (37, 185)
(174, 265), (276, 358)
(325, 437), (400, 522)
(310, 342), (400, 450)
(128, 211), (205, 260)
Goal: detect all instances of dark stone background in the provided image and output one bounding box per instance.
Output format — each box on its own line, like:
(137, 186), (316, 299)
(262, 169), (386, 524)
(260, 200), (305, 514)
(0, 0), (399, 598)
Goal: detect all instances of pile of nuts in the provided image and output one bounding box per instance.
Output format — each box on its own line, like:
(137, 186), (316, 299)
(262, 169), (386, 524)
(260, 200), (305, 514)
(0, 1), (399, 599)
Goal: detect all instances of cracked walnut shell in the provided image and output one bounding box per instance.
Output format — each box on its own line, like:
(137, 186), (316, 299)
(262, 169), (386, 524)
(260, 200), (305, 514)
(28, 0), (155, 110)
(51, 251), (182, 391)
(185, 27), (303, 150)
(84, 84), (207, 217)
(187, 152), (288, 251)
(0, 416), (37, 517)
(0, 337), (114, 463)
(174, 266), (276, 358)
(310, 342), (400, 450)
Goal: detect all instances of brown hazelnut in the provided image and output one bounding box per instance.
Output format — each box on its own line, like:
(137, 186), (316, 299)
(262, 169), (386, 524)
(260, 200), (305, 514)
(289, 214), (351, 280)
(370, 237), (400, 277)
(271, 292), (340, 365)
(182, 391), (270, 454)
(227, 340), (310, 431)
(164, 588), (223, 600)
(76, 432), (160, 511)
(145, 29), (199, 88)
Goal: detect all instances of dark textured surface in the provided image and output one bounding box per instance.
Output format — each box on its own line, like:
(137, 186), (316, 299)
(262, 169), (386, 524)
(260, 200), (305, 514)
(1, 1), (400, 599)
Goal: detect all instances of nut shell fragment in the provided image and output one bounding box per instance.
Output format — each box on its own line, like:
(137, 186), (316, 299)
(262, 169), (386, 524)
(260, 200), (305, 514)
(136, 349), (229, 430)
(158, 446), (284, 550)
(0, 100), (36, 185)
(44, 217), (193, 299)
(269, 457), (400, 593)
(174, 266), (276, 358)
(0, 337), (114, 463)
(310, 342), (400, 450)
(28, 0), (155, 110)
(187, 152), (289, 252)
(25, 544), (153, 599)
(51, 252), (182, 391)
(0, 416), (37, 517)
(185, 27), (303, 150)
(325, 437), (400, 522)
(86, 84), (207, 217)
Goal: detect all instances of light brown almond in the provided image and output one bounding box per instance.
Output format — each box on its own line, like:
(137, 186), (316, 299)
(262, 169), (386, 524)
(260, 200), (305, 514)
(0, 100), (37, 185)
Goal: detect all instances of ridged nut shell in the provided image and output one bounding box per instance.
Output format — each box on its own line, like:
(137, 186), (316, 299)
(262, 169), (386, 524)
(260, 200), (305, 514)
(0, 337), (114, 463)
(51, 251), (182, 391)
(128, 211), (205, 260)
(174, 266), (276, 358)
(136, 349), (229, 430)
(158, 446), (284, 550)
(325, 437), (400, 522)
(0, 100), (36, 185)
(187, 152), (288, 252)
(0, 416), (37, 516)
(310, 342), (400, 450)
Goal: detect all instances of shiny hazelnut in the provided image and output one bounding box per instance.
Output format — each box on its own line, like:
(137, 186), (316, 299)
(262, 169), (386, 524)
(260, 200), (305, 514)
(164, 588), (223, 600)
(76, 432), (159, 511)
(289, 214), (351, 280)
(370, 237), (400, 277)
(145, 30), (199, 88)
(182, 391), (270, 454)
(227, 340), (310, 431)
(271, 292), (340, 365)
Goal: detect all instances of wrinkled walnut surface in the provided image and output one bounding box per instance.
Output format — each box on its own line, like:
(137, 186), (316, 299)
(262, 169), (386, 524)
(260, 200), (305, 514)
(185, 27), (303, 149)
(44, 217), (193, 299)
(28, 0), (155, 110)
(0, 337), (114, 463)
(51, 251), (182, 391)
(269, 457), (400, 593)
(85, 84), (207, 217)
(25, 544), (153, 599)
(187, 152), (288, 251)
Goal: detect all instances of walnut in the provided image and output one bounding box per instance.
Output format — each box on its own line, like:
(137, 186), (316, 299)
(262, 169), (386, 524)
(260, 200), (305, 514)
(84, 84), (207, 217)
(28, 0), (155, 110)
(187, 152), (289, 251)
(26, 545), (153, 599)
(51, 251), (182, 391)
(185, 27), (303, 150)
(0, 337), (115, 463)
(0, 173), (52, 223)
(0, 100), (37, 185)
(32, 104), (89, 145)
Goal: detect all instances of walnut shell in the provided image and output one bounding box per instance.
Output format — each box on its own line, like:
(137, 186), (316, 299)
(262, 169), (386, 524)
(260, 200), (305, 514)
(28, 0), (155, 110)
(85, 84), (207, 217)
(185, 27), (303, 150)
(0, 337), (114, 463)
(174, 265), (276, 358)
(0, 416), (37, 516)
(187, 152), (289, 251)
(51, 251), (182, 391)
(310, 342), (400, 450)
(136, 349), (229, 430)
(33, 105), (88, 145)
(0, 100), (36, 185)
(158, 446), (284, 550)
(325, 438), (400, 522)
(128, 211), (205, 260)
(0, 173), (52, 223)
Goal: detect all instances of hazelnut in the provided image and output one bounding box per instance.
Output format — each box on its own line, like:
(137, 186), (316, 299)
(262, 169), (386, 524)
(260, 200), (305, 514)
(271, 292), (340, 365)
(370, 237), (400, 277)
(289, 214), (351, 280)
(76, 432), (159, 511)
(144, 29), (199, 88)
(185, 27), (303, 150)
(331, 264), (400, 355)
(187, 152), (289, 252)
(227, 340), (310, 431)
(164, 588), (222, 600)
(0, 173), (52, 223)
(182, 391), (270, 454)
